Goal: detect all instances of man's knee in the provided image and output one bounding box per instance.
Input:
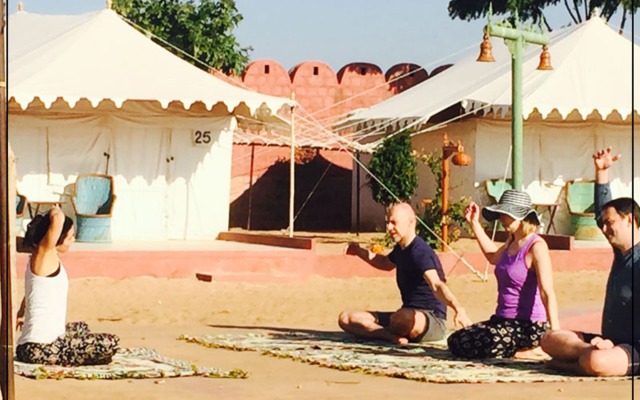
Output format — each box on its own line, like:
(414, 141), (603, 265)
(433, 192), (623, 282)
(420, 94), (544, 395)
(389, 309), (423, 337)
(579, 349), (627, 376)
(540, 330), (560, 353)
(338, 311), (351, 330)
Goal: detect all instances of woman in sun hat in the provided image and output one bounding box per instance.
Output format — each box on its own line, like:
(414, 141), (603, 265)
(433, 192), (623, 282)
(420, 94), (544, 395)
(447, 189), (560, 359)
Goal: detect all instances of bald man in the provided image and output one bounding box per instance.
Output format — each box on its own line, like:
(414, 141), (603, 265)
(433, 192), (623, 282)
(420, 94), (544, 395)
(339, 202), (471, 345)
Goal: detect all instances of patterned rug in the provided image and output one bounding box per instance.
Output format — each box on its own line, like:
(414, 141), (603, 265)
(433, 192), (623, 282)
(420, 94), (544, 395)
(14, 347), (249, 380)
(180, 331), (632, 383)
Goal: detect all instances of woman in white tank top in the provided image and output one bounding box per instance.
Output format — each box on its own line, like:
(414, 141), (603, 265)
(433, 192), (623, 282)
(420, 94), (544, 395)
(15, 205), (119, 366)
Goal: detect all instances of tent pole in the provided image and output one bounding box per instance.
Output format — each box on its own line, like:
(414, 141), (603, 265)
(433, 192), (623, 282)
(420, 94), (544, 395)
(288, 95), (296, 238)
(247, 143), (255, 230)
(0, 0), (16, 396)
(356, 151), (361, 236)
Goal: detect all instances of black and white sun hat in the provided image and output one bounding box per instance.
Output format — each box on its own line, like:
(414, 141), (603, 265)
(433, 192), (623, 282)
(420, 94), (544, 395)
(482, 189), (540, 224)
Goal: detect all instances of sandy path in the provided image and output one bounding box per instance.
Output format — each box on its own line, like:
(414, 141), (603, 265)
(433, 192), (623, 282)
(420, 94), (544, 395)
(13, 271), (637, 400)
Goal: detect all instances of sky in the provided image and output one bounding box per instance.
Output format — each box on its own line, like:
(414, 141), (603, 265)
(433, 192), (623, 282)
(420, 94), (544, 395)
(7, 0), (638, 72)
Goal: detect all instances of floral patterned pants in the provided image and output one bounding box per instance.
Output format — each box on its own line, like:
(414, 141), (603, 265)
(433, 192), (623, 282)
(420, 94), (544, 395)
(16, 321), (120, 366)
(447, 315), (548, 359)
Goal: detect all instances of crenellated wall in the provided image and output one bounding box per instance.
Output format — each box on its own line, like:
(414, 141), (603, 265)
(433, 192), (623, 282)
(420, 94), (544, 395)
(230, 59), (452, 231)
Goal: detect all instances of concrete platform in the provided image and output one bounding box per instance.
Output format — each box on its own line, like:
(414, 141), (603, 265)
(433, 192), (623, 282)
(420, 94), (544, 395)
(14, 234), (614, 283)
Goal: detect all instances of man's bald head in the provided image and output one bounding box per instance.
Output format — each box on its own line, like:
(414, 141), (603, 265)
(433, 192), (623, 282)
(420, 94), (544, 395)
(387, 203), (417, 246)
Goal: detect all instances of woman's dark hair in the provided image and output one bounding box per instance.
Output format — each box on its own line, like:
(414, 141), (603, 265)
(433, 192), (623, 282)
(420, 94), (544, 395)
(23, 212), (74, 249)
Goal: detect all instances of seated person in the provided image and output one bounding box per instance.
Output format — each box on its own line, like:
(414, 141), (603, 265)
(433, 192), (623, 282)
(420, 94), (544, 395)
(541, 147), (640, 376)
(16, 205), (120, 366)
(339, 202), (471, 345)
(447, 190), (560, 359)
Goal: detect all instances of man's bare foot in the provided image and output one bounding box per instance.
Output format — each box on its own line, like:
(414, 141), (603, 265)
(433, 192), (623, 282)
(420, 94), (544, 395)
(513, 346), (551, 361)
(394, 337), (409, 345)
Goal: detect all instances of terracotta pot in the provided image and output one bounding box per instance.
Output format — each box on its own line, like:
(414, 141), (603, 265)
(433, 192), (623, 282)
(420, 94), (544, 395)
(452, 152), (471, 166)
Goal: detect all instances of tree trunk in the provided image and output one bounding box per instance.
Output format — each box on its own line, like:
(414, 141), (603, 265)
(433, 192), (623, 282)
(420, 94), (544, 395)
(573, 0), (582, 21)
(618, 8), (627, 34)
(564, 0), (579, 23)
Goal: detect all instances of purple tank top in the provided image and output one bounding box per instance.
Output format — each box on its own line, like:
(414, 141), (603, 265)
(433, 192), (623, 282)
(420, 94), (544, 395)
(494, 233), (547, 322)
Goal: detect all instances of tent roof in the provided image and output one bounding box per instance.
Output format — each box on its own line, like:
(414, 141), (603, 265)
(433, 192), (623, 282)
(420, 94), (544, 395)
(348, 17), (639, 124)
(8, 9), (293, 114)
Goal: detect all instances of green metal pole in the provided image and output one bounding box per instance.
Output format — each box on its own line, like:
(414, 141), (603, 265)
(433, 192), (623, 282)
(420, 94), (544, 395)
(485, 24), (547, 191)
(512, 35), (524, 190)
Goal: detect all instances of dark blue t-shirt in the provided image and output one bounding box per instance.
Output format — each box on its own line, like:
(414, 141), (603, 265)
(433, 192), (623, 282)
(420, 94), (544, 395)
(595, 183), (640, 346)
(388, 236), (447, 320)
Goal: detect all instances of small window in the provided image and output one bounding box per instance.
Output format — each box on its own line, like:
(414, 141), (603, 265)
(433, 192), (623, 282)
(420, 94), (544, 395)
(359, 67), (367, 75)
(313, 66), (319, 75)
(264, 65), (270, 74)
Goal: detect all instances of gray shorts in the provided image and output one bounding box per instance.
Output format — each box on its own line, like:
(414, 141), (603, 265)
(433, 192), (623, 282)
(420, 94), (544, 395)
(373, 309), (447, 343)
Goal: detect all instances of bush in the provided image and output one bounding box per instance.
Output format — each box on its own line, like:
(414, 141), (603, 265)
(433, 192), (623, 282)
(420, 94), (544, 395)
(367, 130), (418, 208)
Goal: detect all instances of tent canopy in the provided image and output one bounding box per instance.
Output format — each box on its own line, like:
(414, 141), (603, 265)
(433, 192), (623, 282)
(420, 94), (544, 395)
(348, 17), (639, 124)
(8, 9), (293, 114)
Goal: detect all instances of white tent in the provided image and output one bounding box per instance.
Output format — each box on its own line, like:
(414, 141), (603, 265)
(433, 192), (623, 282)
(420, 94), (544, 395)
(347, 17), (639, 234)
(349, 16), (639, 125)
(8, 9), (293, 240)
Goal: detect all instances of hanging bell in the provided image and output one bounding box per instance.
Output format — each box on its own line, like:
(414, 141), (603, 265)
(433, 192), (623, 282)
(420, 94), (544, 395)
(537, 45), (553, 70)
(477, 33), (495, 62)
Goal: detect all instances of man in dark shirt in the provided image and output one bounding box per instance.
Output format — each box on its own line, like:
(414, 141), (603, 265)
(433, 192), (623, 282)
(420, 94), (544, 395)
(338, 202), (471, 345)
(542, 147), (640, 376)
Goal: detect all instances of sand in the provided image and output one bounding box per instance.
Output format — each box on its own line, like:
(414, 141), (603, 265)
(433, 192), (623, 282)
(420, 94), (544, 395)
(11, 267), (638, 400)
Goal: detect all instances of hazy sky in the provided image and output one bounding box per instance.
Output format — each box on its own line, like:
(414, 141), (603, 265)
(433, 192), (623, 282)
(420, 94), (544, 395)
(8, 0), (637, 72)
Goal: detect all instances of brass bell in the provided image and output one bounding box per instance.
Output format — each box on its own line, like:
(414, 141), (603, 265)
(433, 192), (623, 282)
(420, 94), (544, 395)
(537, 45), (553, 70)
(477, 33), (496, 62)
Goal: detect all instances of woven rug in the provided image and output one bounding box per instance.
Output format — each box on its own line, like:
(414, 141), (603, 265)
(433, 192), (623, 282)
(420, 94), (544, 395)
(14, 347), (249, 380)
(180, 331), (632, 383)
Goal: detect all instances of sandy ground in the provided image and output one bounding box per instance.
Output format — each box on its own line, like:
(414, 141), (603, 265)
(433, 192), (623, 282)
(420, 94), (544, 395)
(11, 266), (638, 400)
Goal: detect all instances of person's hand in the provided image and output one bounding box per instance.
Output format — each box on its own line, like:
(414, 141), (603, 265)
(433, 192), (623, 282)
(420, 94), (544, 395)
(344, 242), (361, 256)
(49, 203), (64, 220)
(453, 307), (472, 329)
(15, 316), (24, 331)
(589, 336), (614, 350)
(463, 202), (481, 225)
(593, 147), (621, 172)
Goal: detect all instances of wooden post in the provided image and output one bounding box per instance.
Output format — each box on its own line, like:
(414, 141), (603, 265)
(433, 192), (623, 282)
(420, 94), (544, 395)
(355, 151), (361, 236)
(288, 95), (295, 238)
(441, 149), (450, 252)
(0, 0), (16, 397)
(246, 143), (255, 230)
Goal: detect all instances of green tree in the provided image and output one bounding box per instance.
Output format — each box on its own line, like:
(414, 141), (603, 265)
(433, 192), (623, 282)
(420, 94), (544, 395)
(367, 130), (418, 208)
(448, 0), (635, 32)
(112, 0), (251, 75)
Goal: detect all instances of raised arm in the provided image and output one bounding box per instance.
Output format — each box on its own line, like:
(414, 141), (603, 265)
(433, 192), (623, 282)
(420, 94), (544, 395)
(423, 270), (472, 328)
(31, 205), (65, 276)
(465, 202), (505, 265)
(530, 240), (560, 330)
(592, 147), (620, 227)
(345, 243), (397, 271)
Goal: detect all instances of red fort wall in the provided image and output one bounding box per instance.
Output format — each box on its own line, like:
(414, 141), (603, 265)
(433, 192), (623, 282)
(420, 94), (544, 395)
(229, 59), (453, 231)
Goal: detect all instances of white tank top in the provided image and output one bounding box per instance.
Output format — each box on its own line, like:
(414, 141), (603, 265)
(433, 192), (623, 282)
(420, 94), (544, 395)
(17, 259), (68, 345)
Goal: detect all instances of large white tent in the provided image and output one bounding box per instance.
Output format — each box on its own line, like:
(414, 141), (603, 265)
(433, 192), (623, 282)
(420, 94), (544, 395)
(9, 8), (293, 240)
(348, 17), (639, 233)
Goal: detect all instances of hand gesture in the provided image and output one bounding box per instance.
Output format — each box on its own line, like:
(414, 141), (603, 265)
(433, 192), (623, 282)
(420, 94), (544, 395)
(453, 307), (472, 329)
(463, 202), (481, 225)
(15, 316), (24, 331)
(593, 147), (621, 172)
(344, 242), (361, 256)
(589, 336), (614, 350)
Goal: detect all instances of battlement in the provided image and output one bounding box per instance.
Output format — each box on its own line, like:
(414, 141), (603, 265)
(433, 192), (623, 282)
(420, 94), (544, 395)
(235, 59), (453, 120)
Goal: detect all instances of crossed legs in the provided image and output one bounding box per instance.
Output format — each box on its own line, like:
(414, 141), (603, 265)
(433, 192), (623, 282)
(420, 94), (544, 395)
(338, 308), (428, 345)
(541, 330), (636, 376)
